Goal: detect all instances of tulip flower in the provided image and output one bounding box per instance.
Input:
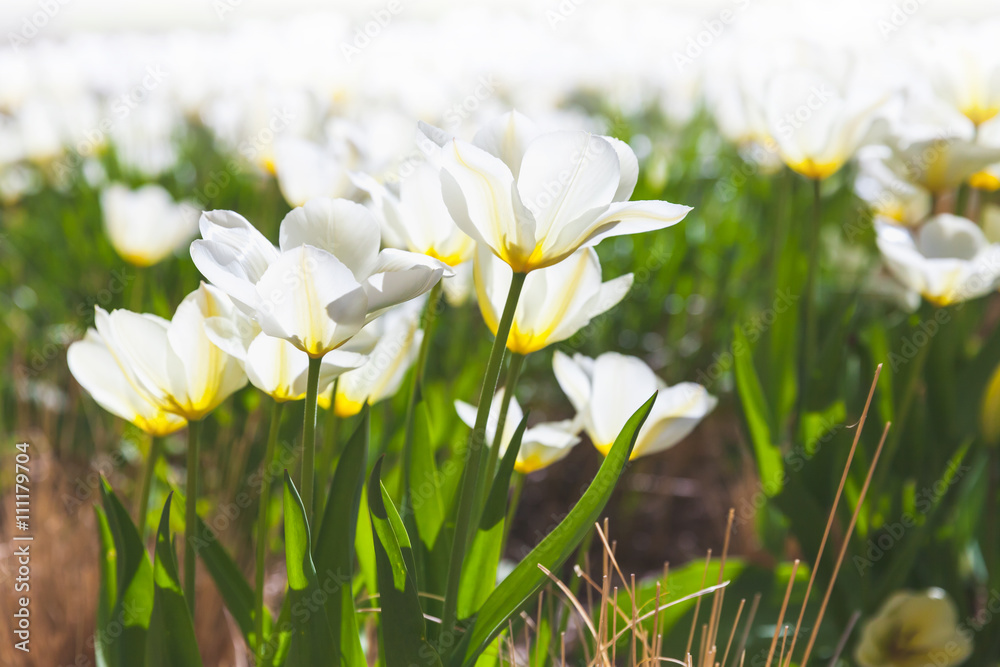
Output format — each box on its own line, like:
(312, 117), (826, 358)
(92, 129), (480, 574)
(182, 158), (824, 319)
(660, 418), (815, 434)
(888, 136), (1000, 193)
(239, 332), (368, 403)
(855, 145), (931, 225)
(68, 329), (188, 437)
(190, 197), (449, 358)
(474, 245), (633, 355)
(855, 588), (972, 667)
(93, 282), (248, 610)
(921, 24), (1000, 127)
(764, 66), (885, 180)
(94, 283), (248, 421)
(553, 351), (716, 459)
(318, 301), (423, 417)
(352, 162), (475, 267)
(876, 214), (1000, 306)
(100, 183), (199, 267)
(455, 388), (580, 474)
(272, 137), (355, 208)
(423, 111), (691, 273)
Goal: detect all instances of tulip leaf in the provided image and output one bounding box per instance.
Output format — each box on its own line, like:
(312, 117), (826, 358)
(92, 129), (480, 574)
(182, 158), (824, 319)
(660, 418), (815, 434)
(163, 487), (270, 652)
(450, 394), (655, 667)
(313, 405), (369, 666)
(369, 457), (442, 667)
(146, 495), (204, 667)
(457, 415), (527, 618)
(94, 505), (116, 667)
(410, 400), (448, 556)
(733, 325), (784, 496)
(99, 477), (154, 667)
(283, 471), (336, 665)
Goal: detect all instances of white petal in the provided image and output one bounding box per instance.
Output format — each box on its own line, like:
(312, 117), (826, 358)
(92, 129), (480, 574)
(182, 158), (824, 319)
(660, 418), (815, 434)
(546, 200), (692, 262)
(588, 353), (660, 449)
(471, 110), (541, 178)
(254, 245), (368, 356)
(552, 350), (593, 415)
(633, 384), (717, 458)
(278, 198), (381, 280)
(363, 248), (448, 318)
(600, 136), (639, 202)
(516, 132), (620, 240)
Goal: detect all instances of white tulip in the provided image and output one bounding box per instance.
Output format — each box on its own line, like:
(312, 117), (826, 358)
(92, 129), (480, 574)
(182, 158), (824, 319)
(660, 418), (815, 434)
(855, 145), (931, 226)
(93, 283), (248, 421)
(100, 183), (199, 267)
(272, 137), (355, 208)
(553, 351), (716, 459)
(876, 214), (1000, 306)
(190, 197), (450, 358)
(318, 301), (423, 417)
(455, 388), (580, 474)
(352, 161), (475, 267)
(67, 330), (187, 436)
(855, 588), (972, 667)
(765, 65), (885, 180)
(474, 245), (632, 355)
(423, 111), (690, 272)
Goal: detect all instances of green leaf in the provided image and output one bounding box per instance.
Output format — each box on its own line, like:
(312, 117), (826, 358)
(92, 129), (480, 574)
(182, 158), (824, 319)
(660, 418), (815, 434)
(457, 415), (527, 618)
(313, 405), (369, 666)
(146, 495), (204, 667)
(94, 505), (116, 667)
(163, 486), (269, 651)
(410, 401), (448, 554)
(283, 471), (336, 665)
(734, 325), (784, 496)
(369, 457), (442, 667)
(451, 394), (656, 667)
(99, 477), (154, 667)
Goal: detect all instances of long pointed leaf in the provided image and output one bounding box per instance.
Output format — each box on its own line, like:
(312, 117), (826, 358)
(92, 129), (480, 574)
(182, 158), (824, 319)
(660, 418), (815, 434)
(369, 457), (442, 667)
(146, 494), (204, 667)
(451, 394), (656, 666)
(99, 478), (154, 667)
(457, 415), (527, 618)
(314, 405), (369, 666)
(283, 472), (336, 665)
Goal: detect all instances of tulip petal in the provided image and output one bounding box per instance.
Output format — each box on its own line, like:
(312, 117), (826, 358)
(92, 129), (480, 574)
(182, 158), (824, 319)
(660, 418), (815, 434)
(363, 248), (448, 318)
(254, 245), (368, 356)
(278, 198), (381, 280)
(472, 110), (540, 179)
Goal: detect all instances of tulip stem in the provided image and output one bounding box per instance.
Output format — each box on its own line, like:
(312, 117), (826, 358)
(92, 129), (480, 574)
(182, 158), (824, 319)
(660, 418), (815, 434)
(402, 280), (443, 510)
(184, 419), (201, 616)
(136, 433), (161, 541)
(129, 267), (145, 312)
(794, 178), (822, 434)
(256, 400), (284, 666)
(501, 471), (525, 550)
(316, 378), (340, 516)
(301, 356), (323, 525)
(442, 270), (526, 637)
(481, 352), (526, 505)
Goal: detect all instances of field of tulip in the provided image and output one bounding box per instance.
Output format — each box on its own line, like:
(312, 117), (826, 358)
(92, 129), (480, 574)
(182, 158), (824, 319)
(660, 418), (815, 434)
(2, 1), (1000, 666)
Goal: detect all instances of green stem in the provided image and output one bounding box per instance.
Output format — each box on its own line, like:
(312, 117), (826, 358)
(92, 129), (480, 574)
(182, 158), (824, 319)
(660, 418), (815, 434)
(441, 271), (526, 635)
(184, 419), (201, 616)
(402, 280), (443, 508)
(136, 433), (160, 541)
(256, 401), (284, 666)
(481, 352), (526, 506)
(794, 177), (822, 435)
(316, 378), (341, 516)
(301, 356), (323, 525)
